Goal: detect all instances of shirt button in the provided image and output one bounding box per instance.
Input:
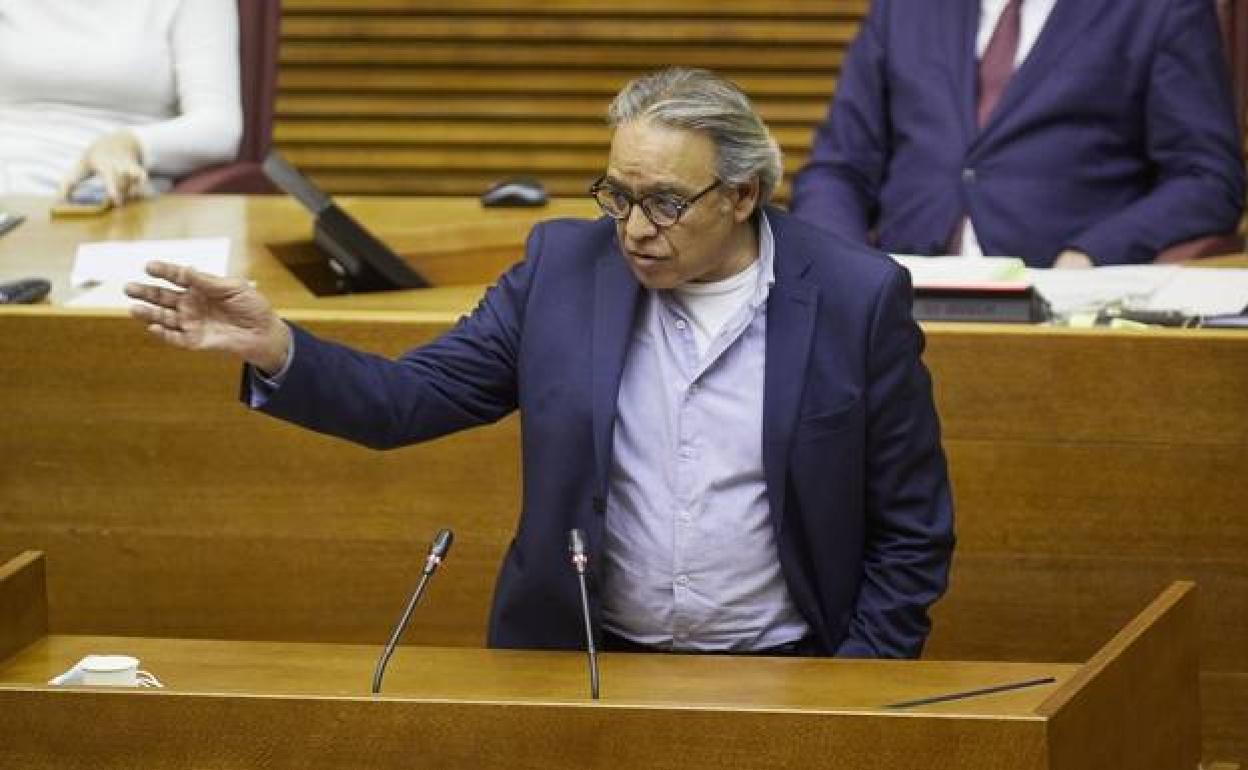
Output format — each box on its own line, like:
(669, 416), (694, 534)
(676, 574), (689, 586)
(679, 510), (692, 522)
(674, 319), (688, 330)
(962, 167), (976, 183)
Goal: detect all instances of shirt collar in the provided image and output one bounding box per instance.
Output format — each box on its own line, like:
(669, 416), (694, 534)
(752, 209), (777, 308)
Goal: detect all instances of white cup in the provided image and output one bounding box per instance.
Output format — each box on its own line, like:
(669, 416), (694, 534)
(80, 654), (141, 686)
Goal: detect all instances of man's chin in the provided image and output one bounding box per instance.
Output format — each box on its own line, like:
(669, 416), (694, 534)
(626, 256), (681, 289)
(628, 266), (680, 290)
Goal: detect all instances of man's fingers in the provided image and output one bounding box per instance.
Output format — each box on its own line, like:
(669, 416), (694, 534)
(124, 282), (183, 309)
(143, 260), (194, 288)
(186, 268), (237, 293)
(129, 301), (182, 330)
(129, 302), (159, 324)
(143, 260), (237, 294)
(146, 323), (190, 349)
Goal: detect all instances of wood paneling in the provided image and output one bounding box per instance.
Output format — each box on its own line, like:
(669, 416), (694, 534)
(274, 1), (859, 196)
(280, 42), (847, 70)
(1205, 672), (1248, 766)
(286, 0), (869, 14)
(0, 551), (46, 663)
(1037, 583), (1200, 770)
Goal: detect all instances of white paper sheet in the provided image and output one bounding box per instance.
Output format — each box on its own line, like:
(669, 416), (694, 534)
(69, 237), (230, 288)
(66, 236), (231, 309)
(64, 281), (138, 309)
(1141, 267), (1248, 315)
(1026, 265), (1180, 316)
(1025, 265), (1248, 317)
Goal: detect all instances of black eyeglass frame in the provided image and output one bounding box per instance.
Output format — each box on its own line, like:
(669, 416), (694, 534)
(588, 177), (722, 228)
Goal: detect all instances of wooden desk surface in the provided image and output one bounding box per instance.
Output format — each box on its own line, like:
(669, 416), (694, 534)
(6, 193), (1245, 313)
(0, 194), (598, 310)
(0, 635), (1071, 716)
(0, 640), (1086, 770)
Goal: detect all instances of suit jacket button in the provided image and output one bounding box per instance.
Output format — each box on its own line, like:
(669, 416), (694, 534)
(961, 167), (977, 183)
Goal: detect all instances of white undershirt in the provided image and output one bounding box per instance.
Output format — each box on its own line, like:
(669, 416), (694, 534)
(672, 260), (761, 359)
(0, 0), (241, 195)
(961, 0), (1058, 257)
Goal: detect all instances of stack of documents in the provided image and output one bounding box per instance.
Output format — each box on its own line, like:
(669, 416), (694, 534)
(890, 254), (1248, 320)
(891, 255), (1026, 287)
(1027, 265), (1248, 317)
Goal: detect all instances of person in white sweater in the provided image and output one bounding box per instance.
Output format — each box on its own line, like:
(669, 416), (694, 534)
(0, 0), (242, 206)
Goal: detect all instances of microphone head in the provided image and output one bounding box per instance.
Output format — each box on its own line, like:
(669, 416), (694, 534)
(430, 528), (454, 559)
(568, 528), (586, 557)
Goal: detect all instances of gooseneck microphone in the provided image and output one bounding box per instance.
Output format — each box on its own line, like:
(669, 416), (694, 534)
(567, 528), (601, 700)
(371, 528), (454, 694)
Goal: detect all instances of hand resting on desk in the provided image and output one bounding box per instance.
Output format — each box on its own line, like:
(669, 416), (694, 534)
(124, 261), (291, 375)
(58, 131), (148, 207)
(1052, 250), (1093, 269)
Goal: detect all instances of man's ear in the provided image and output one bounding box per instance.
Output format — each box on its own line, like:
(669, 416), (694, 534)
(730, 177), (761, 222)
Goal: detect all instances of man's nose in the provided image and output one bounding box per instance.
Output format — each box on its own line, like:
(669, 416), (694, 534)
(623, 204), (657, 240)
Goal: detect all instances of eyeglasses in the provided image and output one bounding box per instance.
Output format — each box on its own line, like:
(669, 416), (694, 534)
(589, 177), (721, 228)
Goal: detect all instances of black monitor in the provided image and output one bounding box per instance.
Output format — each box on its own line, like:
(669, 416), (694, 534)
(262, 151), (428, 292)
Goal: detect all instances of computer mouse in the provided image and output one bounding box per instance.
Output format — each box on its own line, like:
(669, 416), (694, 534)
(480, 178), (548, 207)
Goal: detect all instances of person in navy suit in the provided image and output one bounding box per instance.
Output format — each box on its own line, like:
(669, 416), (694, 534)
(126, 68), (954, 658)
(790, 0), (1245, 268)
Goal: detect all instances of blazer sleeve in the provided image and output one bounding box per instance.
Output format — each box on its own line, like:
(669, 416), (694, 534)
(247, 224), (550, 450)
(1068, 0), (1245, 265)
(836, 265), (955, 658)
(788, 0), (892, 243)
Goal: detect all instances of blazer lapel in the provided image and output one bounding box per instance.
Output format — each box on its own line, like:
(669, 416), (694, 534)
(972, 0), (1106, 148)
(948, 0), (981, 148)
(591, 243), (640, 510)
(762, 220), (818, 537)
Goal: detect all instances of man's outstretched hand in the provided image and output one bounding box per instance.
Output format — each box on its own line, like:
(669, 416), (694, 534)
(125, 261), (291, 375)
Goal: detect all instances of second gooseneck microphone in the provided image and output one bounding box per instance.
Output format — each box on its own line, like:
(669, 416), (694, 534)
(371, 528), (454, 694)
(567, 528), (601, 700)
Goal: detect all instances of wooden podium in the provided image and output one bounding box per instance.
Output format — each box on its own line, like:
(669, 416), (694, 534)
(2, 194), (1242, 763)
(0, 551), (1199, 770)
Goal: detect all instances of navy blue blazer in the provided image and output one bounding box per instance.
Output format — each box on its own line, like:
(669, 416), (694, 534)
(790, 0), (1245, 267)
(255, 210), (954, 658)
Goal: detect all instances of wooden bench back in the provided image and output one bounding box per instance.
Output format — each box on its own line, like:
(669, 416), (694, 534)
(275, 0), (868, 197)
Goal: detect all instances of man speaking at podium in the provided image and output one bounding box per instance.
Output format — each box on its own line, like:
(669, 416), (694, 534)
(126, 69), (954, 659)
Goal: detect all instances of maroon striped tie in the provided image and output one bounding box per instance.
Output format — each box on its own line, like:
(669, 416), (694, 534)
(949, 0), (1024, 252)
(978, 0), (1023, 127)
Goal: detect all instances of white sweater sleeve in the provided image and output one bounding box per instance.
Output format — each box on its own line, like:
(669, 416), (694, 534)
(129, 0), (243, 175)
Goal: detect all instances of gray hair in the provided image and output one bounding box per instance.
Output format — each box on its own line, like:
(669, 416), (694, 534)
(607, 68), (783, 207)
